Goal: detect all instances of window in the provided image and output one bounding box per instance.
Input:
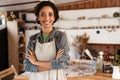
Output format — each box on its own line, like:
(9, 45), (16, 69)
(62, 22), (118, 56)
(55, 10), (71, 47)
(0, 15), (6, 29)
(0, 19), (2, 25)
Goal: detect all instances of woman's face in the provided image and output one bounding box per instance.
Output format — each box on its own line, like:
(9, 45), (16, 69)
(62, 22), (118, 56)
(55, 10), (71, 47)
(38, 6), (55, 28)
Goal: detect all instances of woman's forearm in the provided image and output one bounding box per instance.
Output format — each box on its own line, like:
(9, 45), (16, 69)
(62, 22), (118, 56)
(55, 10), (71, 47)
(35, 61), (51, 69)
(34, 49), (64, 69)
(37, 66), (50, 72)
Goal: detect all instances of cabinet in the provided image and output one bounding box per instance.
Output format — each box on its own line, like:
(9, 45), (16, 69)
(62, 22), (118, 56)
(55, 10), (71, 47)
(7, 20), (25, 74)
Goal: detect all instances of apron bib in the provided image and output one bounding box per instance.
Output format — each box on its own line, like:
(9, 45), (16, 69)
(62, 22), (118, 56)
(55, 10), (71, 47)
(30, 39), (67, 80)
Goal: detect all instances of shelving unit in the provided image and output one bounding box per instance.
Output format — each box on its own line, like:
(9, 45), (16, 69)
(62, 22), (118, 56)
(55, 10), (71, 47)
(18, 21), (25, 74)
(58, 17), (120, 28)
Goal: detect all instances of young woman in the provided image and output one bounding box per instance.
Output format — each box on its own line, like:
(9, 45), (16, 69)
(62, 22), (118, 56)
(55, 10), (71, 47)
(23, 1), (70, 80)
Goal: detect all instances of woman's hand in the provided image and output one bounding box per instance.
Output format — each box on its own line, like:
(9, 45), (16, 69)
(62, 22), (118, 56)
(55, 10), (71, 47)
(55, 49), (64, 60)
(25, 49), (38, 65)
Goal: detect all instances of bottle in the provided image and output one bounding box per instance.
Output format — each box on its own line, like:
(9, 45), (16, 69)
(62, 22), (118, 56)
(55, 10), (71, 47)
(99, 51), (104, 71)
(97, 51), (104, 71)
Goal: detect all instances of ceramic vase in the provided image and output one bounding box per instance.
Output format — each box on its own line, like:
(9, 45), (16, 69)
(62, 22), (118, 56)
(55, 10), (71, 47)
(112, 66), (120, 79)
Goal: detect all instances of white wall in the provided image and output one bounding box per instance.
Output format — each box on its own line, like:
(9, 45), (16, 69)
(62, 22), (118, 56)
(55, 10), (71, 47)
(54, 7), (120, 27)
(53, 7), (120, 44)
(62, 29), (120, 44)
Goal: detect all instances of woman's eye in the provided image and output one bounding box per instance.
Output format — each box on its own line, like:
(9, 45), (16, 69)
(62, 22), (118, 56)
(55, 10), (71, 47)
(49, 13), (54, 17)
(39, 12), (54, 17)
(40, 13), (45, 17)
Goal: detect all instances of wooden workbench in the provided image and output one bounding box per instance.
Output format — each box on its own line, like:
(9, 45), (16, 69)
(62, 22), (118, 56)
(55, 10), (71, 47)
(67, 72), (113, 80)
(13, 71), (120, 80)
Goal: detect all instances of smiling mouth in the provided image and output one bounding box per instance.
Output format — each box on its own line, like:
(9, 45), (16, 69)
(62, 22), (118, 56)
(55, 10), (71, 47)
(43, 21), (53, 26)
(44, 21), (50, 24)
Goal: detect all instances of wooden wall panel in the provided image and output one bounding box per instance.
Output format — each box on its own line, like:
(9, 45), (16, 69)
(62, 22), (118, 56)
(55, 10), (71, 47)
(57, 0), (120, 10)
(12, 0), (119, 12)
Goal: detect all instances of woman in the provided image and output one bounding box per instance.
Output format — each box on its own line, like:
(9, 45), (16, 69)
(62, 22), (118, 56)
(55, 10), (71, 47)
(23, 1), (70, 80)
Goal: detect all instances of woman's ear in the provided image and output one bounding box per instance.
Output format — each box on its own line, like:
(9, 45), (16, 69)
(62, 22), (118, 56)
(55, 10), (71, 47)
(36, 17), (41, 24)
(37, 17), (40, 21)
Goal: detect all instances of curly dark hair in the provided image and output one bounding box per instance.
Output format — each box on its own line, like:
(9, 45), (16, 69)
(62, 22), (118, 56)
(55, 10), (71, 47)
(34, 1), (59, 24)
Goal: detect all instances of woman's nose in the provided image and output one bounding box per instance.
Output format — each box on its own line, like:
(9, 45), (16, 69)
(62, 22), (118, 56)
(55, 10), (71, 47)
(44, 15), (50, 20)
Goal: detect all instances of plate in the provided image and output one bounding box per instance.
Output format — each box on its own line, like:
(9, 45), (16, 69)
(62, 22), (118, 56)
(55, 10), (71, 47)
(113, 12), (120, 17)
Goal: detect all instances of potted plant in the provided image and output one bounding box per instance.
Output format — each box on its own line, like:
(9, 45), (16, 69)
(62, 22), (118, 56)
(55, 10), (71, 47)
(112, 49), (120, 79)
